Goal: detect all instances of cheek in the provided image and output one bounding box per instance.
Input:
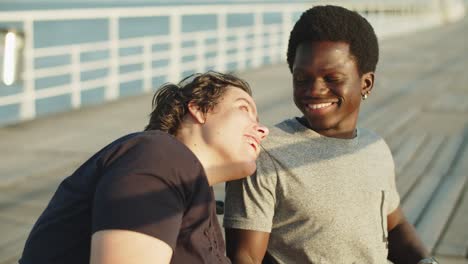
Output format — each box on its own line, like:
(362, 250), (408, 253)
(340, 81), (362, 100)
(344, 90), (363, 112)
(217, 113), (247, 137)
(293, 87), (304, 102)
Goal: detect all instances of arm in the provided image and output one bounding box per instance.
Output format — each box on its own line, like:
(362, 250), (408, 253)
(224, 151), (278, 263)
(387, 207), (430, 264)
(92, 137), (190, 264)
(90, 230), (172, 264)
(225, 228), (270, 264)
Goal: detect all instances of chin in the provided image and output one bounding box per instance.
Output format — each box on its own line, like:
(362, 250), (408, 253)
(232, 161), (257, 181)
(304, 116), (336, 130)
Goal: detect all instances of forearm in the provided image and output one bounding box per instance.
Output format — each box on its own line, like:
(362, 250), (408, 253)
(229, 252), (263, 264)
(225, 228), (269, 264)
(387, 219), (430, 264)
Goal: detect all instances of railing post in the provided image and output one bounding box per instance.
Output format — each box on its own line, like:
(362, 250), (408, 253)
(20, 19), (36, 121)
(269, 25), (280, 64)
(143, 39), (152, 92)
(281, 10), (292, 62)
(252, 10), (264, 68)
(237, 30), (247, 71)
(216, 11), (227, 72)
(196, 34), (206, 73)
(169, 12), (181, 82)
(106, 15), (119, 100)
(71, 45), (81, 108)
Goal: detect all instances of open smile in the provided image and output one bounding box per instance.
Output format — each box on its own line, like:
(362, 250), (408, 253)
(306, 102), (337, 114)
(244, 135), (260, 153)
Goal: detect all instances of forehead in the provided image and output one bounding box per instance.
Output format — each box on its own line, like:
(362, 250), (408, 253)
(222, 86), (254, 103)
(293, 41), (357, 71)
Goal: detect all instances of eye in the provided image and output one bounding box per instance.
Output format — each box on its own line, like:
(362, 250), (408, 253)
(293, 72), (308, 83)
(239, 105), (249, 112)
(324, 75), (343, 83)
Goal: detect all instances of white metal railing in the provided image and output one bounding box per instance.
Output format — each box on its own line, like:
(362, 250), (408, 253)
(0, 1), (463, 124)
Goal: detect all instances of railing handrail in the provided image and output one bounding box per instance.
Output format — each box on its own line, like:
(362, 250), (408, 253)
(0, 1), (438, 21)
(0, 0), (462, 126)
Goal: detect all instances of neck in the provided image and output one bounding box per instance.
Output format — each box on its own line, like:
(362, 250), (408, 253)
(179, 141), (251, 186)
(175, 119), (256, 185)
(177, 131), (255, 186)
(297, 116), (357, 139)
(176, 126), (236, 186)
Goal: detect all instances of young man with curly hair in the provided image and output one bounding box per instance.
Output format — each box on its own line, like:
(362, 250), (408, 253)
(19, 71), (269, 264)
(224, 5), (436, 264)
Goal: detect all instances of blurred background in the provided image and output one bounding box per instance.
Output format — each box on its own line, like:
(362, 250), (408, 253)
(0, 0), (467, 263)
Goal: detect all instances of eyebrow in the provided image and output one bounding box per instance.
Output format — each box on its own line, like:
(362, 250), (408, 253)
(235, 97), (259, 122)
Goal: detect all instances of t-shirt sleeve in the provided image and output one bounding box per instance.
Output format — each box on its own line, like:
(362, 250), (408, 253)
(223, 150), (277, 233)
(386, 145), (400, 215)
(92, 134), (194, 250)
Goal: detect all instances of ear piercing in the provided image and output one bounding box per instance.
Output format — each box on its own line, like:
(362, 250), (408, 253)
(362, 91), (370, 100)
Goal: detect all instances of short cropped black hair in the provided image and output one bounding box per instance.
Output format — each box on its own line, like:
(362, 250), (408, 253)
(287, 5), (379, 75)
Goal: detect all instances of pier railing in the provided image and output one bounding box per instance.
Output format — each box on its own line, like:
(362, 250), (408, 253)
(0, 1), (464, 125)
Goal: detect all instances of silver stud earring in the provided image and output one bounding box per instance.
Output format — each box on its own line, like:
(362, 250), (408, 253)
(362, 93), (368, 100)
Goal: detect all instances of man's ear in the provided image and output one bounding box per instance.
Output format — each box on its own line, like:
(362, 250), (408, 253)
(187, 101), (206, 124)
(361, 72), (375, 96)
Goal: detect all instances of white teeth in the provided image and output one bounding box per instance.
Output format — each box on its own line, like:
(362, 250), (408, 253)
(307, 102), (333, 110)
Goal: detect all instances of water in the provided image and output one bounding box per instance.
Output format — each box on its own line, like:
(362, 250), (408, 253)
(0, 0), (454, 126)
(1, 0), (311, 11)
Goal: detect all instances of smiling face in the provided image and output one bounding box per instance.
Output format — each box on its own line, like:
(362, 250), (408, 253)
(200, 86), (269, 179)
(292, 41), (374, 139)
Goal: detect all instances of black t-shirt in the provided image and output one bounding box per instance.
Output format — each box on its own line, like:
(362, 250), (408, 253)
(19, 131), (230, 264)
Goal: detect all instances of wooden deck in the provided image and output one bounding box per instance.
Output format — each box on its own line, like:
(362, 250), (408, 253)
(361, 17), (468, 259)
(0, 16), (467, 264)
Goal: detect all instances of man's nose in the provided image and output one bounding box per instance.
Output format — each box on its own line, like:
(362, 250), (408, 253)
(255, 124), (269, 140)
(306, 79), (327, 95)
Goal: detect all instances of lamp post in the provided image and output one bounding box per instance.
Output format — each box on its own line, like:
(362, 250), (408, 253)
(1, 29), (25, 86)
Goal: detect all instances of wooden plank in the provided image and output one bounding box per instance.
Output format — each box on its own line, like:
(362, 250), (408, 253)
(403, 135), (463, 226)
(418, 136), (468, 254)
(0, 217), (29, 264)
(0, 202), (47, 225)
(0, 218), (30, 248)
(393, 133), (427, 175)
(374, 108), (420, 139)
(360, 105), (393, 131)
(397, 135), (444, 202)
(385, 125), (414, 154)
(434, 256), (468, 264)
(0, 178), (59, 213)
(0, 235), (25, 264)
(435, 182), (468, 257)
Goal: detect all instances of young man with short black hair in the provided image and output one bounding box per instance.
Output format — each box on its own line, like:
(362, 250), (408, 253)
(224, 5), (436, 264)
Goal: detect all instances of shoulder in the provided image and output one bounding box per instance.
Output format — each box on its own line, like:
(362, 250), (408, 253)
(100, 130), (204, 182)
(110, 131), (198, 164)
(358, 128), (391, 150)
(358, 127), (382, 142)
(260, 119), (307, 150)
(94, 131), (206, 213)
(358, 127), (394, 163)
(256, 146), (279, 178)
(115, 130), (192, 156)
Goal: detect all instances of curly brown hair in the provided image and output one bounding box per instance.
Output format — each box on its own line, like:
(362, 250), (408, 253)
(145, 71), (252, 135)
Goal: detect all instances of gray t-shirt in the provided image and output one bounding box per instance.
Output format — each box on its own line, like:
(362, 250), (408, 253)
(224, 118), (400, 264)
